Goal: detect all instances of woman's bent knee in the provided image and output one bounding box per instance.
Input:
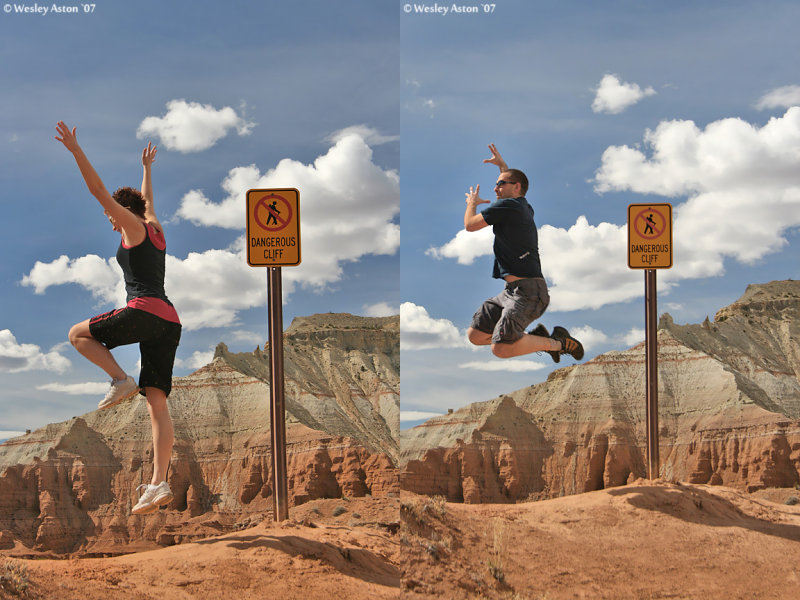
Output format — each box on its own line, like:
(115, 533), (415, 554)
(68, 320), (92, 346)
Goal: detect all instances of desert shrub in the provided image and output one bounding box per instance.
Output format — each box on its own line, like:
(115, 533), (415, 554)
(486, 557), (505, 583)
(400, 495), (448, 529)
(486, 518), (506, 584)
(0, 560), (30, 597)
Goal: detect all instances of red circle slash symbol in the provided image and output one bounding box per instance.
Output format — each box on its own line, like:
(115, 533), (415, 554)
(635, 208), (666, 240)
(254, 194), (293, 232)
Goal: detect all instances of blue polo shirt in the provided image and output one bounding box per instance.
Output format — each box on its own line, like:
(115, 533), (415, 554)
(481, 196), (543, 279)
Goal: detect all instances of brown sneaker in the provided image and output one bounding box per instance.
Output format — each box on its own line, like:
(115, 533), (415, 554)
(551, 326), (584, 361)
(528, 324), (559, 363)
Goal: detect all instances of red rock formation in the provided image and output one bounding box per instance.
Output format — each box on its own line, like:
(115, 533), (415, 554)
(402, 281), (800, 502)
(401, 397), (551, 503)
(0, 314), (399, 555)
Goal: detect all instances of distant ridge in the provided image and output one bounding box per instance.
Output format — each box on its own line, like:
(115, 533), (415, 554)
(0, 313), (399, 555)
(401, 281), (800, 503)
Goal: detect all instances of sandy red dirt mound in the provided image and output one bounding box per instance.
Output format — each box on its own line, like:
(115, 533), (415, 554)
(1, 497), (400, 599)
(3, 482), (800, 599)
(399, 480), (800, 599)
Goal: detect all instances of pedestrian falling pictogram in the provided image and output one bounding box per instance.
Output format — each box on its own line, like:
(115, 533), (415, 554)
(628, 203), (672, 269)
(247, 189), (301, 266)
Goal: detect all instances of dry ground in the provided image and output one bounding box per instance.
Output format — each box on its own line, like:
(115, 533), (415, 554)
(400, 480), (800, 599)
(3, 481), (800, 599)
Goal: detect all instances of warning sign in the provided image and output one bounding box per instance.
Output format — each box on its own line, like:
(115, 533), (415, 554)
(628, 203), (672, 269)
(247, 189), (301, 267)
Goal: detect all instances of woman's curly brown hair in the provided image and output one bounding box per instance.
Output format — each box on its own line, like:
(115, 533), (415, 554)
(112, 187), (146, 218)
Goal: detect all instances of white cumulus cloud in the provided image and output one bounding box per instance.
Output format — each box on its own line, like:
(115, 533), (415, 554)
(459, 359), (546, 372)
(20, 129), (399, 332)
(174, 350), (215, 370)
(595, 107), (800, 279)
(592, 74), (656, 115)
(400, 410), (443, 423)
(229, 330), (265, 345)
(137, 99), (255, 153)
(20, 244), (266, 332)
(623, 328), (646, 346)
(426, 217), (643, 312)
(0, 330), (71, 373)
(539, 218), (643, 311)
(400, 302), (465, 350)
(428, 108), (800, 313)
(21, 254), (124, 305)
(756, 85), (800, 110)
(571, 325), (609, 350)
(36, 381), (108, 395)
(363, 302), (399, 317)
(175, 128), (399, 293)
(164, 243), (267, 330)
(326, 125), (399, 146)
(425, 227), (493, 265)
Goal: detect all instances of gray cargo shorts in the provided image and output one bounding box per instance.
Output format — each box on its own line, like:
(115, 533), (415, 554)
(470, 277), (550, 344)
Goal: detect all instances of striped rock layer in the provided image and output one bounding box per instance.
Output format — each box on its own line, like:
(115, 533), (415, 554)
(0, 314), (399, 555)
(401, 281), (800, 503)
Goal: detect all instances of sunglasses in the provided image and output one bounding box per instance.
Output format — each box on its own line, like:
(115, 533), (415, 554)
(495, 180), (516, 187)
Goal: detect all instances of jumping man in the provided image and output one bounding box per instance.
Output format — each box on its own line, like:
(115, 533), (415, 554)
(464, 144), (583, 362)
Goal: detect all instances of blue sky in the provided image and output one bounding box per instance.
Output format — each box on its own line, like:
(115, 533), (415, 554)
(3, 1), (800, 440)
(0, 1), (399, 439)
(400, 0), (800, 426)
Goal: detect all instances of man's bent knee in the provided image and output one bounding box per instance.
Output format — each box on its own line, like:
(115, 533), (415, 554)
(467, 327), (492, 346)
(491, 342), (517, 359)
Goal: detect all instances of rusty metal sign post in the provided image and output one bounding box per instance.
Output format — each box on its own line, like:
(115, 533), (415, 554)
(644, 269), (659, 479)
(247, 188), (301, 522)
(267, 267), (288, 521)
(628, 203), (672, 479)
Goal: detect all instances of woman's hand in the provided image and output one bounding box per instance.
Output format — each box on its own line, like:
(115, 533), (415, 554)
(142, 141), (157, 168)
(54, 121), (80, 153)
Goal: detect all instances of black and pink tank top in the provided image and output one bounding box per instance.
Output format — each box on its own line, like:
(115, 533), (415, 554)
(117, 222), (180, 324)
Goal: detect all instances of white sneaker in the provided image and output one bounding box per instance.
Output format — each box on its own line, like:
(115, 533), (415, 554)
(97, 376), (139, 410)
(132, 481), (174, 515)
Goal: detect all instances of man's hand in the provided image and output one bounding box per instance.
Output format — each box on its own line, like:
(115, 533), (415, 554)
(464, 184), (489, 231)
(482, 143), (509, 172)
(465, 184), (489, 207)
(141, 141), (157, 168)
(54, 121), (80, 153)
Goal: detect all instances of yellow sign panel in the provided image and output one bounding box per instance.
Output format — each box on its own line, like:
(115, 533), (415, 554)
(628, 203), (672, 269)
(246, 188), (301, 267)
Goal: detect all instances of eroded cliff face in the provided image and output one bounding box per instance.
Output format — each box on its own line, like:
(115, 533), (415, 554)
(0, 314), (399, 555)
(219, 313), (400, 458)
(400, 397), (552, 503)
(401, 281), (800, 503)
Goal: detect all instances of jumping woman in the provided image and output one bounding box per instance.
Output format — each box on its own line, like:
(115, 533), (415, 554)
(55, 121), (181, 515)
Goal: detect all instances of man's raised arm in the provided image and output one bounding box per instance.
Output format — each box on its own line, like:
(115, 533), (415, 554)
(482, 143), (509, 172)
